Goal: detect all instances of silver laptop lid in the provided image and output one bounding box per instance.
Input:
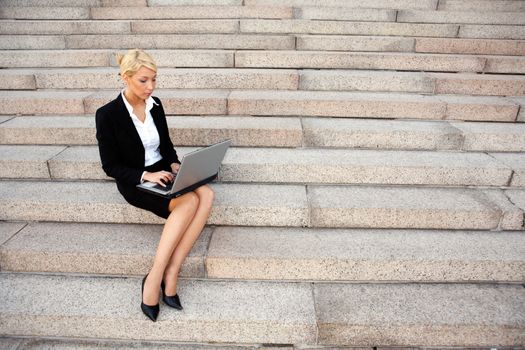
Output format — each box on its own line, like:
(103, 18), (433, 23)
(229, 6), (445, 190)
(170, 139), (231, 194)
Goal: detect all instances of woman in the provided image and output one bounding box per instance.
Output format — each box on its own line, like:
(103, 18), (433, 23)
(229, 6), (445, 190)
(95, 49), (214, 322)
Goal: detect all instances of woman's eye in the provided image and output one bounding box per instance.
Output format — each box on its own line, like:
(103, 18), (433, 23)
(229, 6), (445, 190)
(140, 80), (146, 83)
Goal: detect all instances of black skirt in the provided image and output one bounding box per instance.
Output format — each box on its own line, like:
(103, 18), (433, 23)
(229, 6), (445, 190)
(116, 159), (173, 219)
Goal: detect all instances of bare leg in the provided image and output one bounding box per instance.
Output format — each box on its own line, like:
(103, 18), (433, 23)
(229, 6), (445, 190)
(163, 185), (215, 296)
(142, 191), (199, 306)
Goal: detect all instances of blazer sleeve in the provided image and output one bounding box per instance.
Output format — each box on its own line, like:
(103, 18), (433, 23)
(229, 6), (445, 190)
(95, 107), (144, 186)
(155, 98), (180, 165)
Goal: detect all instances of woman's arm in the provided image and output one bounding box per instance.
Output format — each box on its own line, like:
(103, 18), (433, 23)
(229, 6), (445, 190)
(154, 98), (180, 166)
(95, 107), (143, 185)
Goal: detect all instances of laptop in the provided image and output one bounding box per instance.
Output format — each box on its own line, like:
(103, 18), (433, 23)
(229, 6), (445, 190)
(136, 139), (231, 198)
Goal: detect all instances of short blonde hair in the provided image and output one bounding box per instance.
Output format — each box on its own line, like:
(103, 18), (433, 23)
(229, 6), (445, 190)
(116, 49), (157, 77)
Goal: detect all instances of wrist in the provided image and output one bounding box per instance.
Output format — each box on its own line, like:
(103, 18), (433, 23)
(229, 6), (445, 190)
(141, 171), (148, 183)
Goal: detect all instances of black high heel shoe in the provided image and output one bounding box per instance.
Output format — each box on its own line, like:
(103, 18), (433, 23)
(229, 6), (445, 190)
(161, 281), (183, 310)
(141, 274), (159, 321)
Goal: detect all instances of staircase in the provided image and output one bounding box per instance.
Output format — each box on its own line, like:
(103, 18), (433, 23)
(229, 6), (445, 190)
(0, 0), (524, 348)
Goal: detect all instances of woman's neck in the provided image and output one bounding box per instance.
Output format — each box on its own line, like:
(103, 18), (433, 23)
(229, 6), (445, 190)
(124, 89), (144, 107)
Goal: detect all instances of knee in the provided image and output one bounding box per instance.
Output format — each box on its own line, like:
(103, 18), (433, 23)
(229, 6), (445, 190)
(183, 191), (200, 211)
(197, 185), (215, 206)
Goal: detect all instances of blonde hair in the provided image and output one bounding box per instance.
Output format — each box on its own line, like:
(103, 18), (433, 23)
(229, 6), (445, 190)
(116, 49), (157, 77)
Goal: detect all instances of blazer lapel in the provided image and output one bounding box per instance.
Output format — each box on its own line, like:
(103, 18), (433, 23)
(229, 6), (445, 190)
(150, 101), (167, 143)
(114, 94), (144, 150)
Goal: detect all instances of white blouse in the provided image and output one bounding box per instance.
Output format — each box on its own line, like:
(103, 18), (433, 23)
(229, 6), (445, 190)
(121, 91), (163, 167)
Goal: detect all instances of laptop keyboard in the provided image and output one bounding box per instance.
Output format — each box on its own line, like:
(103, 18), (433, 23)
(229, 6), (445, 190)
(152, 181), (174, 192)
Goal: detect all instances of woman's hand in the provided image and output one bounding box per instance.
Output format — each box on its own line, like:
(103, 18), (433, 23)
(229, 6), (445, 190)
(143, 170), (175, 187)
(170, 163), (180, 174)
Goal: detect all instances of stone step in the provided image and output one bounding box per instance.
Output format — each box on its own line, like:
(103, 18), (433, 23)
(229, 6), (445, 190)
(512, 97), (525, 122)
(448, 121), (525, 151)
(300, 70), (525, 96)
(150, 0), (242, 5)
(490, 153), (525, 187)
(308, 185), (524, 230)
(0, 181), (309, 227)
(304, 118), (525, 152)
(0, 19), (239, 35)
(16, 34), (525, 54)
(219, 148), (515, 186)
(2, 115), (524, 152)
(131, 19), (239, 34)
(2, 49), (522, 73)
(439, 0), (525, 12)
(295, 35), (415, 52)
(236, 50), (525, 73)
(303, 118), (461, 150)
(506, 190), (525, 222)
(84, 90), (229, 115)
(0, 222), (211, 277)
(1, 0), (101, 6)
(228, 90), (520, 122)
(431, 72), (525, 96)
(0, 35), (66, 50)
(415, 37), (525, 56)
(485, 55), (525, 74)
(0, 115), (303, 147)
(1, 180), (523, 229)
(235, 50), (484, 71)
(0, 91), (91, 115)
(90, 6), (293, 20)
(0, 116), (98, 145)
(0, 49), (234, 68)
(294, 7), (398, 21)
(0, 90), (231, 116)
(398, 10), (525, 25)
(0, 337), (287, 350)
(5, 0), (148, 5)
(0, 68), (299, 90)
(438, 94), (519, 121)
(459, 24), (525, 39)
(2, 90), (519, 121)
(301, 70), (433, 93)
(240, 19), (458, 37)
(1, 273), (523, 347)
(207, 226), (525, 282)
(6, 68), (524, 96)
(0, 273), (317, 344)
(0, 49), (112, 68)
(0, 145), (67, 179)
(2, 222), (523, 282)
(314, 283), (524, 347)
(3, 0), (248, 5)
(244, 0), (438, 10)
(0, 6), (91, 20)
(2, 145), (516, 187)
(64, 34), (295, 50)
(0, 69), (37, 90)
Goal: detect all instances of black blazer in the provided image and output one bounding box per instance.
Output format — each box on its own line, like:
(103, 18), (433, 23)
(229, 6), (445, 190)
(95, 94), (180, 187)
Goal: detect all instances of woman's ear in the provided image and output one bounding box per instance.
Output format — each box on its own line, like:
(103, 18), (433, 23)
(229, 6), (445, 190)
(120, 73), (129, 86)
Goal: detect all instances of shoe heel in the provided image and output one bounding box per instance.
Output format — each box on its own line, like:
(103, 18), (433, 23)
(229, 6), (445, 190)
(141, 274), (160, 321)
(161, 281), (183, 310)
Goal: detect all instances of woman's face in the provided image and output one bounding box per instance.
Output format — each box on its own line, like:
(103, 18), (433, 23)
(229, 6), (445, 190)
(123, 66), (157, 102)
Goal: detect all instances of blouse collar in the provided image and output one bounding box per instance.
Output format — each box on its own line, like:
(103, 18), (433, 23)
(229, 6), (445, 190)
(121, 90), (158, 118)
